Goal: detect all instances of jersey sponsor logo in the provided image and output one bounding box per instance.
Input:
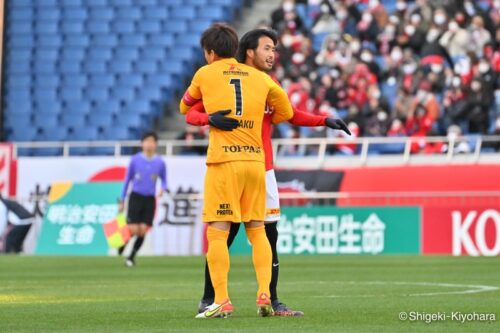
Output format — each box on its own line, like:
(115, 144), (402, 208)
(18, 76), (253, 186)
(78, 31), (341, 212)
(223, 65), (249, 76)
(237, 119), (254, 129)
(217, 203), (233, 216)
(222, 145), (262, 154)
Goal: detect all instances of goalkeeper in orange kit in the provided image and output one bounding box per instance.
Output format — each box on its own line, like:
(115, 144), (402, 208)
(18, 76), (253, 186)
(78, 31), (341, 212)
(179, 23), (293, 319)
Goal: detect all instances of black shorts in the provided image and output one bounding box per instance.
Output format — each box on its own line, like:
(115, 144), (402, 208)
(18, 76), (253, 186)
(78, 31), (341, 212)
(127, 192), (156, 226)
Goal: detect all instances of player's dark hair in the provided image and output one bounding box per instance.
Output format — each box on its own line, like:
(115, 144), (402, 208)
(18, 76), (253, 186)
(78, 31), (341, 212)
(236, 29), (278, 63)
(141, 131), (158, 142)
(200, 23), (239, 58)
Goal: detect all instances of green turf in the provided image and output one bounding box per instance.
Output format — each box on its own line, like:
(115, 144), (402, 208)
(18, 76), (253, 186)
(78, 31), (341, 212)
(0, 256), (499, 333)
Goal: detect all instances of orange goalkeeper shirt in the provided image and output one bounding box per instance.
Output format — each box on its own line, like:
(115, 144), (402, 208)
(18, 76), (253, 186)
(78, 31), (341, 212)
(179, 58), (293, 164)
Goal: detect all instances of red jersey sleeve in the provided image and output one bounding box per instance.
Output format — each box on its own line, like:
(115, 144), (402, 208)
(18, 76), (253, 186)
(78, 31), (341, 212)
(288, 107), (327, 126)
(185, 101), (209, 126)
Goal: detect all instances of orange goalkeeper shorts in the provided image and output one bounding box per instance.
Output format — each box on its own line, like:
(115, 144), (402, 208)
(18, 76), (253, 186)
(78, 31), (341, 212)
(203, 161), (266, 223)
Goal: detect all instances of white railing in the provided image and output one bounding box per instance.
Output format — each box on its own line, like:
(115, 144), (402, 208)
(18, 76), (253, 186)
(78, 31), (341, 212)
(11, 135), (500, 163)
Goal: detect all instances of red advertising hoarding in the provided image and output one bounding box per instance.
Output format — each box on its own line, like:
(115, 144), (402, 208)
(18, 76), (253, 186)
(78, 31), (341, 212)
(423, 206), (500, 256)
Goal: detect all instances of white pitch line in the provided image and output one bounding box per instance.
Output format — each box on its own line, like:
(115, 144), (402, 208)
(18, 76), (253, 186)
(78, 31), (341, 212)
(310, 281), (500, 298)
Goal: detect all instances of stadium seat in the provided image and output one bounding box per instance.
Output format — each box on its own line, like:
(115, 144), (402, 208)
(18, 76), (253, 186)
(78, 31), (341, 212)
(137, 21), (162, 33)
(140, 47), (165, 60)
(5, 61), (30, 74)
(35, 21), (59, 34)
(88, 113), (114, 127)
(35, 49), (58, 61)
(8, 35), (35, 48)
(64, 101), (91, 114)
(148, 33), (174, 47)
(143, 7), (169, 19)
(86, 0), (107, 6)
(64, 34), (90, 47)
(61, 113), (88, 127)
(109, 0), (133, 6)
(33, 88), (58, 102)
(61, 22), (85, 34)
(34, 61), (57, 74)
(60, 0), (84, 6)
(117, 74), (143, 87)
(59, 60), (81, 74)
(164, 20), (188, 34)
(5, 115), (32, 129)
(7, 21), (33, 34)
(89, 74), (115, 87)
(35, 74), (60, 88)
(94, 100), (121, 115)
(123, 100), (150, 115)
(172, 7), (197, 20)
(188, 19), (213, 33)
(89, 8), (114, 20)
(134, 61), (158, 74)
(35, 101), (63, 114)
(61, 48), (86, 61)
(198, 7), (226, 20)
(119, 34), (145, 47)
(34, 113), (59, 128)
(114, 48), (139, 61)
(86, 21), (110, 34)
(111, 87), (136, 101)
(187, 0), (208, 6)
(100, 127), (130, 140)
(62, 8), (88, 20)
(60, 88), (84, 101)
(115, 7), (141, 19)
(37, 8), (61, 21)
(111, 21), (135, 33)
(84, 61), (107, 74)
(85, 87), (110, 101)
(160, 60), (185, 74)
(109, 61), (133, 73)
(87, 48), (113, 61)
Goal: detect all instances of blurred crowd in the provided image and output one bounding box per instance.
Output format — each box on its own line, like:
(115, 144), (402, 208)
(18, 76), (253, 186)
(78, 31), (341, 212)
(180, 0), (500, 156)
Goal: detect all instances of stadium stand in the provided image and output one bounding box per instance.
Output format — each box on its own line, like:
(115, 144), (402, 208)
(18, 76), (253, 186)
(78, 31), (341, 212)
(3, 0), (244, 153)
(264, 0), (500, 156)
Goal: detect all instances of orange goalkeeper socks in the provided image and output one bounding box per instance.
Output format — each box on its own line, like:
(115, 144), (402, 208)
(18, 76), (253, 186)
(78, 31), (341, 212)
(206, 226), (230, 304)
(246, 225), (272, 298)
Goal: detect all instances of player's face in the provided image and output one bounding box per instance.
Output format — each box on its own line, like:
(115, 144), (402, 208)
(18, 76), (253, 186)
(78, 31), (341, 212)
(142, 137), (157, 155)
(250, 36), (276, 71)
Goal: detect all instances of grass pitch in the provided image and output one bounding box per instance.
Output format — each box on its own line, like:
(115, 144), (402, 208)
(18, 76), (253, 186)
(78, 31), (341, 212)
(0, 256), (499, 333)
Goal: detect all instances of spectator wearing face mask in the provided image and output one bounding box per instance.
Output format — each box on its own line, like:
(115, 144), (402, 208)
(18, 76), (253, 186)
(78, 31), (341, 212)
(311, 2), (341, 35)
(397, 13), (427, 54)
(475, 57), (497, 94)
(466, 78), (493, 133)
(357, 11), (379, 42)
(441, 124), (471, 154)
(413, 81), (440, 121)
(439, 20), (471, 58)
(272, 0), (304, 33)
(408, 0), (434, 32)
(468, 16), (492, 57)
(359, 48), (382, 81)
(393, 87), (414, 122)
(315, 37), (344, 68)
(442, 76), (468, 131)
(405, 104), (435, 153)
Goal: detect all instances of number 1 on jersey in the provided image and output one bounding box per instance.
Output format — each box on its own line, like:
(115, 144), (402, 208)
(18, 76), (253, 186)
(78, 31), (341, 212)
(229, 78), (243, 116)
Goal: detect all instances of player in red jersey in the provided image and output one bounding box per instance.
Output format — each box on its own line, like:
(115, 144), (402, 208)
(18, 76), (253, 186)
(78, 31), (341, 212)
(187, 29), (350, 316)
